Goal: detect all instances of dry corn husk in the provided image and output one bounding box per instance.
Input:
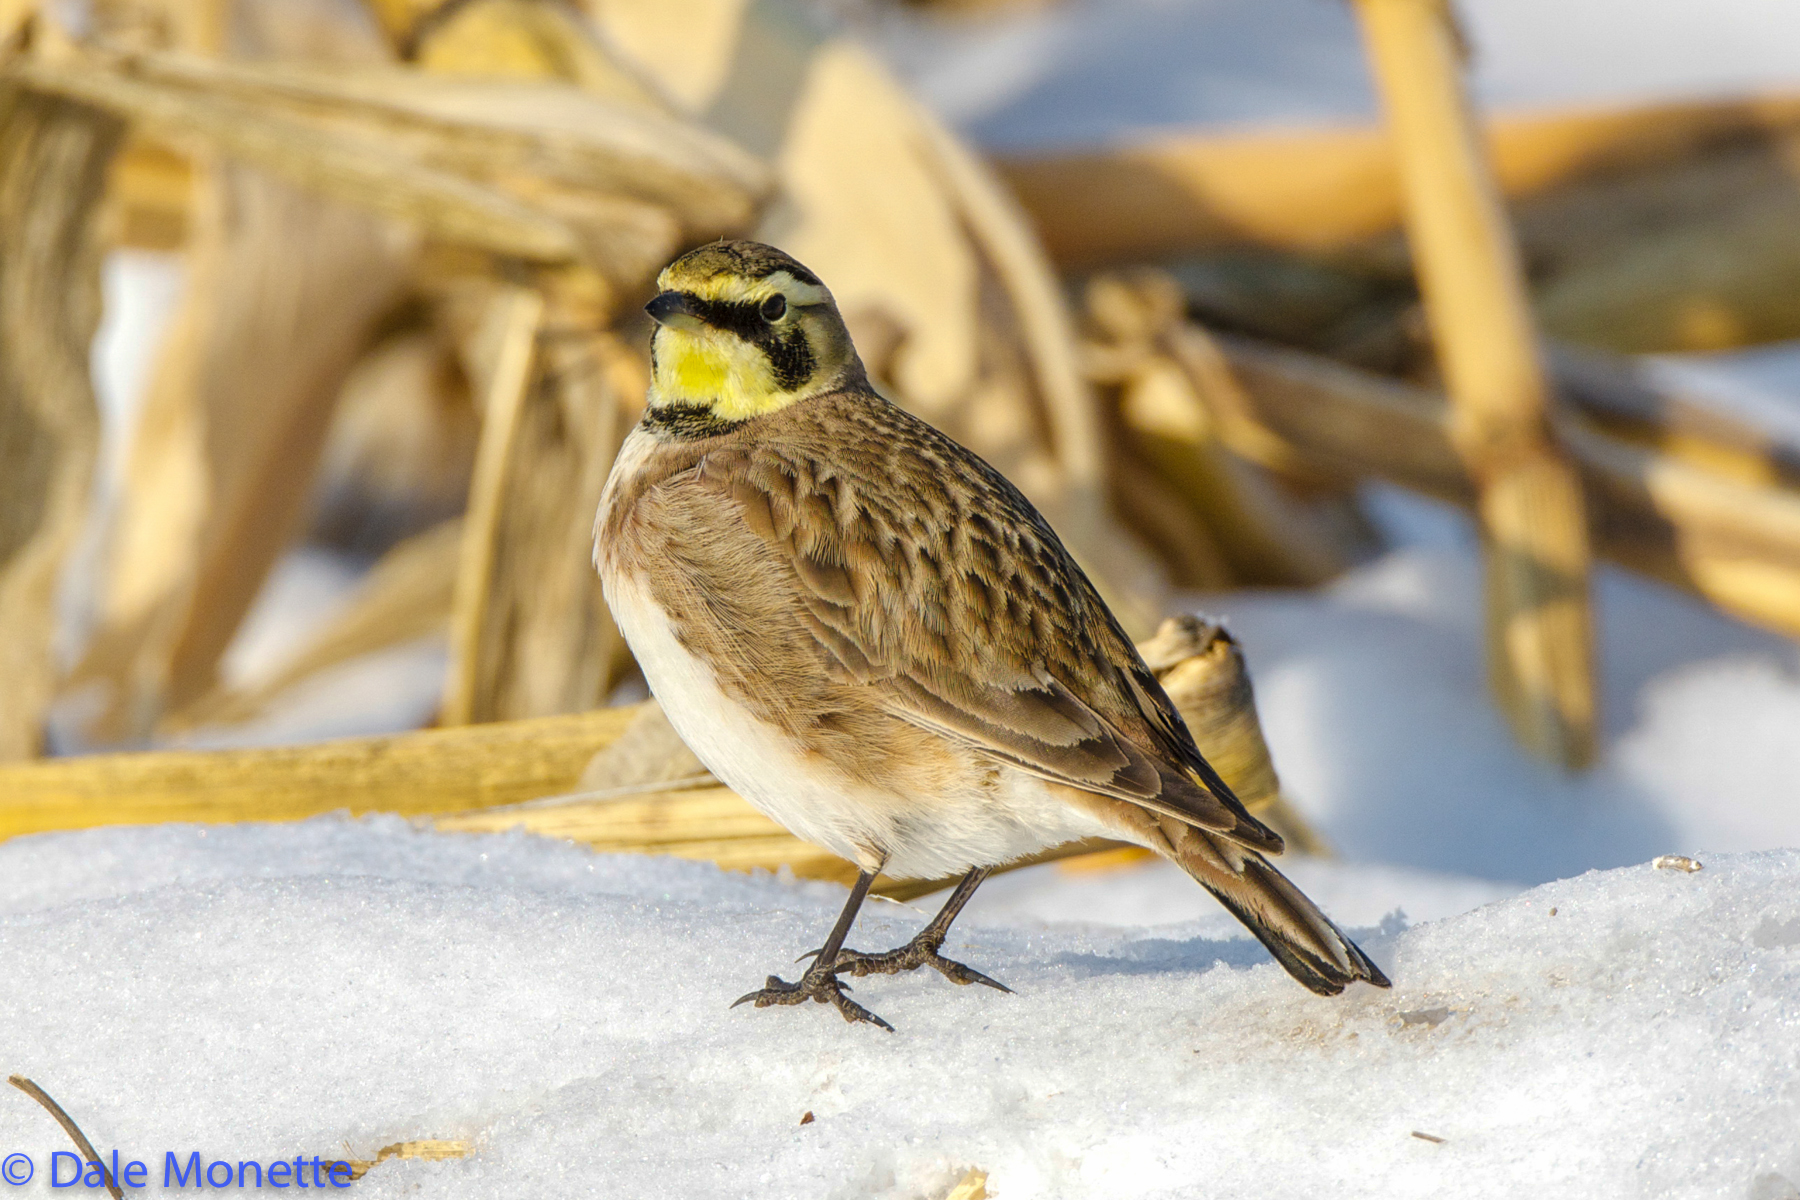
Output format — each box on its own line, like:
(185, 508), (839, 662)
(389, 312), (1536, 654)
(308, 322), (481, 553)
(0, 90), (121, 759)
(1137, 615), (1327, 856)
(443, 318), (639, 721)
(123, 52), (766, 234)
(332, 1139), (472, 1182)
(1002, 89), (1800, 357)
(1521, 130), (1800, 352)
(68, 163), (414, 744)
(22, 0), (777, 745)
(14, 56), (581, 263)
(1086, 271), (1379, 591)
(1548, 343), (1800, 492)
(50, 7), (420, 749)
(12, 49), (769, 291)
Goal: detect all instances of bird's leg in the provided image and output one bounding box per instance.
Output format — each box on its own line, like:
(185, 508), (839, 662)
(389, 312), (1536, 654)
(830, 867), (1011, 992)
(731, 870), (894, 1031)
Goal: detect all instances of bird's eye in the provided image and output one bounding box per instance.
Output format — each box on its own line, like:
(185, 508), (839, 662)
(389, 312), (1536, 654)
(760, 293), (787, 322)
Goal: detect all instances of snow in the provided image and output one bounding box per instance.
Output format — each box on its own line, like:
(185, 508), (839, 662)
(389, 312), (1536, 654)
(970, 852), (1521, 930)
(53, 251), (188, 672)
(2, 818), (1798, 1199)
(89, 252), (187, 505)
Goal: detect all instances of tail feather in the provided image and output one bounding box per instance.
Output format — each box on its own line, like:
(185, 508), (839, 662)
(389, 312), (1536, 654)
(1166, 823), (1391, 996)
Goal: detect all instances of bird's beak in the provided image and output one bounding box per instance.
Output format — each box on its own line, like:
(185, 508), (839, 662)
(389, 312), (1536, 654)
(645, 291), (706, 332)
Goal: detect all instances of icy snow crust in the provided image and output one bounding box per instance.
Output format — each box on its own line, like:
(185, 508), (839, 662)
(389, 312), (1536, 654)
(3, 819), (1797, 1199)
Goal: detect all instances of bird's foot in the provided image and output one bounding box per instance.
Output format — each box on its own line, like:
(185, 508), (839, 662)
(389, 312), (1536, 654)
(731, 961), (895, 1031)
(825, 932), (1012, 993)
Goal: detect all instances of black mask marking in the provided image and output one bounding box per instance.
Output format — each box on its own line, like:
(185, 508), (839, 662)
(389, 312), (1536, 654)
(765, 326), (816, 392)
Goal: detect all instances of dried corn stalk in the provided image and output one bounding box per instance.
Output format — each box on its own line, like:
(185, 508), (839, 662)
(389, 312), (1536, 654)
(1, 624), (1326, 895)
(42, 7), (421, 747)
(309, 321), (480, 552)
(1354, 0), (1597, 770)
(1001, 89), (1800, 357)
(373, 0), (655, 103)
(444, 304), (640, 722)
(1521, 129), (1800, 352)
(9, 0), (772, 738)
(1548, 344), (1800, 491)
(0, 89), (121, 759)
(1137, 615), (1327, 856)
(0, 705), (639, 840)
(996, 91), (1800, 265)
(13, 56), (580, 263)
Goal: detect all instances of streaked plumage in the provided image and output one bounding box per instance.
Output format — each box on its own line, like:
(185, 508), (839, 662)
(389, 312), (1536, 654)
(597, 240), (1389, 1028)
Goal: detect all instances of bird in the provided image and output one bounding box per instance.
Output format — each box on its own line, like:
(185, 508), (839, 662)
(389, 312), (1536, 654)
(595, 239), (1390, 1030)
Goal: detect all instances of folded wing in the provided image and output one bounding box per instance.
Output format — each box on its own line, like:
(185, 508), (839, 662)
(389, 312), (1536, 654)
(696, 402), (1284, 855)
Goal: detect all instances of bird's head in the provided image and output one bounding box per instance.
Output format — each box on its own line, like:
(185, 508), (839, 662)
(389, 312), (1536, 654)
(643, 240), (863, 425)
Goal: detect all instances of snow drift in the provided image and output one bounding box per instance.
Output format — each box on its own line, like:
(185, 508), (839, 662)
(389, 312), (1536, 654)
(2, 818), (1795, 1199)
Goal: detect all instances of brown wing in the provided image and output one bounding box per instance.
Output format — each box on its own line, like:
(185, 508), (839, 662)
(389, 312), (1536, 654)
(696, 393), (1283, 854)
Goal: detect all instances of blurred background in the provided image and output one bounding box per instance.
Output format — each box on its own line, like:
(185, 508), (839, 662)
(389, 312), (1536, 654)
(3, 0), (1799, 924)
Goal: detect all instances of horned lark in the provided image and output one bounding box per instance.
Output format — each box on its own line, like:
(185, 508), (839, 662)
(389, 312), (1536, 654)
(596, 240), (1389, 1030)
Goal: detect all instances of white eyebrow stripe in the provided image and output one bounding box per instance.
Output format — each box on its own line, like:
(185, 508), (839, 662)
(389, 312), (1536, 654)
(773, 273), (828, 307)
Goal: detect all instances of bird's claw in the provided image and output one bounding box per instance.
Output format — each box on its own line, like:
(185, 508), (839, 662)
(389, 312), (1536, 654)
(831, 937), (1012, 993)
(731, 966), (895, 1031)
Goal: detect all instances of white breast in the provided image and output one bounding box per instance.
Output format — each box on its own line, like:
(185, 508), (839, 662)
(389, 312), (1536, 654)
(600, 571), (896, 872)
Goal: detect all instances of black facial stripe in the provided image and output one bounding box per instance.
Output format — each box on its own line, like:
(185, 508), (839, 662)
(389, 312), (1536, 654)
(643, 403), (746, 441)
(766, 326), (816, 392)
(682, 294), (768, 342)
